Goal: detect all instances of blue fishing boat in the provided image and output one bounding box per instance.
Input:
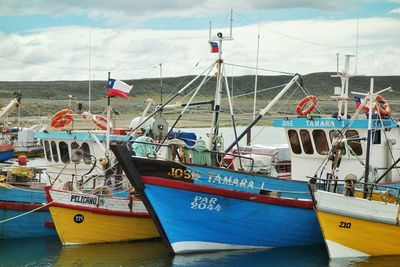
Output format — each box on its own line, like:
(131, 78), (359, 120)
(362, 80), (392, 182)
(0, 169), (56, 239)
(109, 28), (326, 254)
(110, 146), (322, 253)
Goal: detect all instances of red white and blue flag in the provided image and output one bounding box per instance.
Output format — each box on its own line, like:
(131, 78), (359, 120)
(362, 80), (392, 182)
(107, 79), (133, 99)
(209, 41), (219, 53)
(354, 96), (362, 108)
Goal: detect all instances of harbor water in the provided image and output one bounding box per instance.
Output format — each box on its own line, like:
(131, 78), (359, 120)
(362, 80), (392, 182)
(0, 126), (397, 266)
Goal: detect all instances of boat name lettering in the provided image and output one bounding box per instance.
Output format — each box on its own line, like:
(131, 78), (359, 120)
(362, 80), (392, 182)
(338, 221), (352, 229)
(190, 195), (221, 211)
(70, 195), (104, 206)
(372, 120), (392, 128)
(281, 120), (293, 127)
(305, 120), (335, 128)
(207, 174), (258, 190)
(168, 167), (193, 180)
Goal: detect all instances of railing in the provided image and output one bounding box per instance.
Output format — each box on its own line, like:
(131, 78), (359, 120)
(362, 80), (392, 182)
(128, 140), (256, 171)
(308, 176), (400, 204)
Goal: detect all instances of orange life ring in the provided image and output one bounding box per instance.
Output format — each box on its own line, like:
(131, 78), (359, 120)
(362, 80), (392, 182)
(1, 125), (8, 134)
(296, 95), (318, 116)
(356, 95), (390, 116)
(51, 109), (73, 128)
(375, 95), (390, 116)
(92, 115), (114, 131)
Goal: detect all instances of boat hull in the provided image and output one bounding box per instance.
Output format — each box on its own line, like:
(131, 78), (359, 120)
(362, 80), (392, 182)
(46, 188), (159, 245)
(49, 206), (159, 245)
(133, 157), (310, 199)
(0, 187), (55, 239)
(110, 145), (323, 254)
(314, 190), (400, 258)
(0, 144), (14, 162)
(143, 176), (323, 254)
(316, 210), (400, 258)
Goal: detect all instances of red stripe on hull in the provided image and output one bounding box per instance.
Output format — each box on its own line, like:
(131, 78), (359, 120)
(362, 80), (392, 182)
(142, 176), (313, 209)
(0, 201), (49, 212)
(49, 202), (150, 218)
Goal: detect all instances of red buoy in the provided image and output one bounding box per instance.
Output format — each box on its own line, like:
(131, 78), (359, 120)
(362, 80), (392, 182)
(17, 155), (28, 165)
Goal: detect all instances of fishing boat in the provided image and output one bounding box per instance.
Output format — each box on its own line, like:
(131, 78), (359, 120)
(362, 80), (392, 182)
(109, 23), (330, 254)
(45, 186), (159, 245)
(0, 164), (56, 239)
(309, 77), (400, 258)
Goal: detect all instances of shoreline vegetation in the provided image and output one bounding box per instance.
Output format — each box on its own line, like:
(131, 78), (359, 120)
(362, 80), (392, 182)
(1, 73), (398, 129)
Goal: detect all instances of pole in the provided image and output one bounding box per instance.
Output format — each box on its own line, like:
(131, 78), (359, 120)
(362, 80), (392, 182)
(249, 25), (261, 146)
(89, 30), (92, 113)
(363, 78), (374, 199)
(160, 63), (163, 104)
(106, 72), (111, 155)
(336, 53), (339, 74)
(355, 15), (359, 75)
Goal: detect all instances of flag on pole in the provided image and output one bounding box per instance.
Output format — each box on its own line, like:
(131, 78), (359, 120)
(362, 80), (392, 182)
(209, 41), (219, 53)
(107, 79), (133, 99)
(354, 96), (361, 108)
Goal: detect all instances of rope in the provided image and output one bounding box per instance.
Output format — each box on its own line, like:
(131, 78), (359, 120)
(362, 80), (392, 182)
(0, 200), (54, 224)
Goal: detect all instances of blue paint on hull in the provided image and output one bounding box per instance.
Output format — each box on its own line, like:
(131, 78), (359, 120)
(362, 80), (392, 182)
(0, 187), (56, 239)
(145, 184), (323, 251)
(0, 209), (55, 239)
(0, 149), (14, 162)
(188, 165), (310, 199)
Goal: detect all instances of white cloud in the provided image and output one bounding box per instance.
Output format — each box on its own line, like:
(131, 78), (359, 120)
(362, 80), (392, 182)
(0, 17), (398, 81)
(0, 0), (373, 20)
(390, 8), (400, 14)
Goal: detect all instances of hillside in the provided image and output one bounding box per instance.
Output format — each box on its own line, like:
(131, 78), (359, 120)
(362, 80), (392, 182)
(0, 72), (398, 127)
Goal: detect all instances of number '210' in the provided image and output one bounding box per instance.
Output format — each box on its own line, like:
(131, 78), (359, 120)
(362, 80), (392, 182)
(339, 221), (351, 228)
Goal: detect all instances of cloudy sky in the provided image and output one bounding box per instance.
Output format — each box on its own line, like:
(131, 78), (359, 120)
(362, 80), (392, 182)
(0, 0), (399, 81)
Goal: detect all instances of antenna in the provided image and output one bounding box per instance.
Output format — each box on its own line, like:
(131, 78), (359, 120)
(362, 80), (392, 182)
(88, 29), (92, 113)
(355, 15), (359, 75)
(336, 53), (339, 74)
(230, 9), (233, 39)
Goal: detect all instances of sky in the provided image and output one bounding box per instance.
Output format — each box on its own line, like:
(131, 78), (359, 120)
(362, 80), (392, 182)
(0, 0), (399, 81)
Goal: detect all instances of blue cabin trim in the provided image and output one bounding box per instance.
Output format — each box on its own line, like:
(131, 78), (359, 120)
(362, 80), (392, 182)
(273, 118), (398, 129)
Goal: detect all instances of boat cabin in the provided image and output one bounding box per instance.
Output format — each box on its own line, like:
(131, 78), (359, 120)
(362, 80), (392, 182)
(273, 117), (400, 183)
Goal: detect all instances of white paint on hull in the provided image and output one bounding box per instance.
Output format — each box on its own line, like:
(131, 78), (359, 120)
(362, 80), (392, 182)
(325, 239), (369, 258)
(171, 241), (270, 254)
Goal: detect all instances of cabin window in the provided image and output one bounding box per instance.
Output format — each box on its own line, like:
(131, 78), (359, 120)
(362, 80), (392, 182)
(329, 131), (346, 155)
(51, 141), (59, 162)
(59, 141), (70, 163)
(81, 142), (92, 164)
(345, 130), (363, 156)
(312, 130), (329, 155)
(288, 130), (301, 154)
(44, 140), (51, 161)
(300, 130), (314, 154)
(372, 130), (381, 144)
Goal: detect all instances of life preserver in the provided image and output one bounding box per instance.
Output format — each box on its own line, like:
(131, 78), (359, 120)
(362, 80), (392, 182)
(356, 95), (390, 116)
(1, 125), (8, 134)
(296, 95), (318, 116)
(51, 109), (73, 128)
(92, 115), (114, 131)
(375, 95), (390, 116)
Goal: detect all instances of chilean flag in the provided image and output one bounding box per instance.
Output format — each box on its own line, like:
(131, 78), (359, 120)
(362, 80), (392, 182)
(107, 79), (133, 99)
(209, 41), (219, 53)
